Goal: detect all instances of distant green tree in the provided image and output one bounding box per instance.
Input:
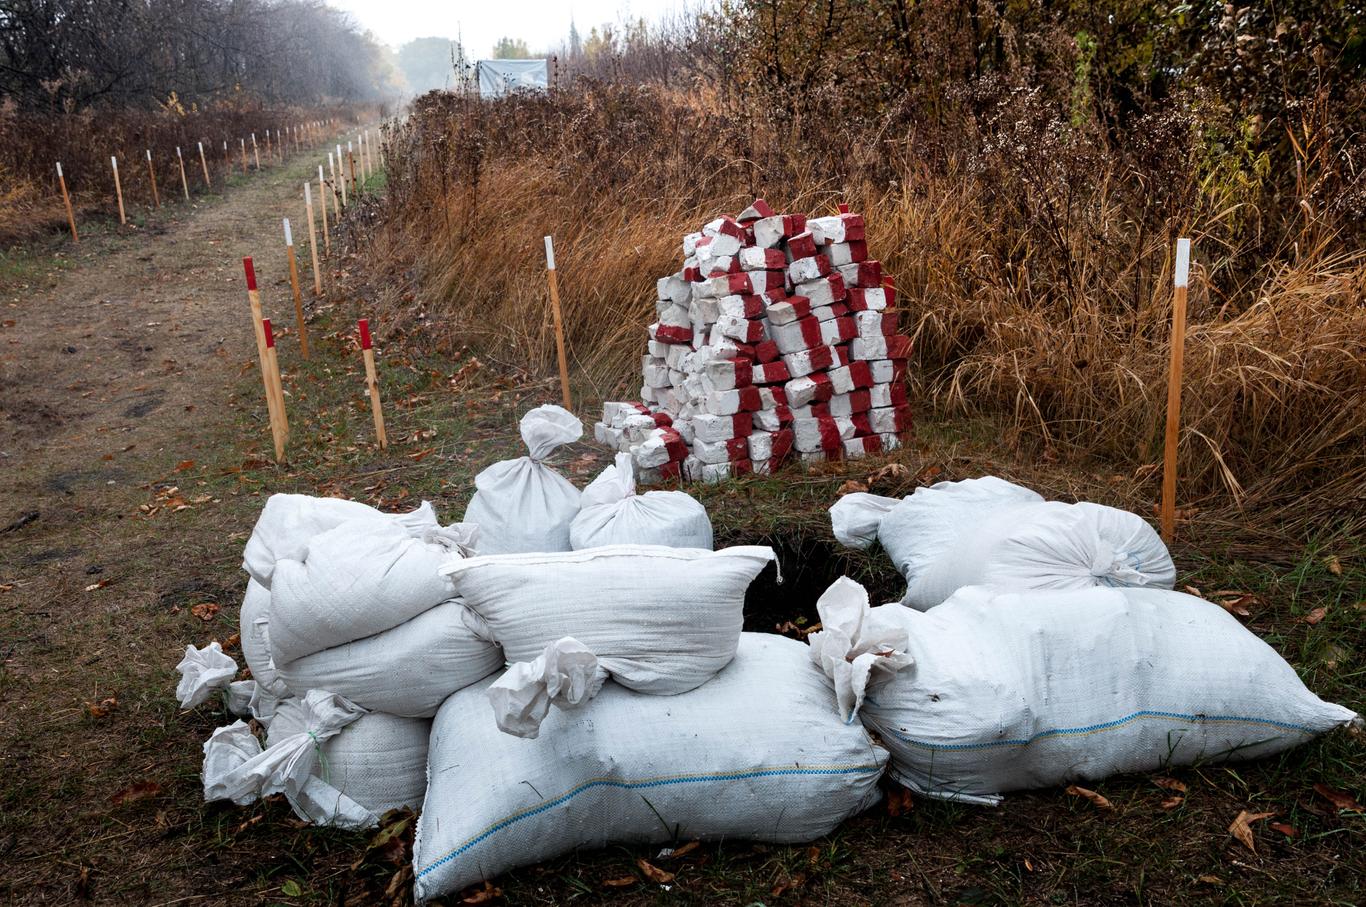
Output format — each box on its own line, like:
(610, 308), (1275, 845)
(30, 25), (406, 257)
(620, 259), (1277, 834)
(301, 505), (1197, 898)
(397, 37), (462, 94)
(491, 36), (532, 59)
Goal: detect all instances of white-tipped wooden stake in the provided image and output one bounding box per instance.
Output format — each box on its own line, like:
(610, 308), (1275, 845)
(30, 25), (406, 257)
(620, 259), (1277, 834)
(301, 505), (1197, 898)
(56, 162), (78, 242)
(544, 235), (572, 409)
(251, 132), (261, 170)
(111, 156), (127, 224)
(243, 257), (285, 462)
(174, 146), (189, 200)
(239, 138), (248, 174)
(265, 128), (274, 162)
(1160, 237), (1192, 543)
(304, 182), (323, 295)
(347, 141), (356, 195)
(316, 166), (331, 253)
(145, 149), (161, 208)
(358, 319), (388, 448)
(328, 152), (341, 215)
(281, 217), (309, 358)
(197, 141), (211, 187)
(336, 144), (347, 205)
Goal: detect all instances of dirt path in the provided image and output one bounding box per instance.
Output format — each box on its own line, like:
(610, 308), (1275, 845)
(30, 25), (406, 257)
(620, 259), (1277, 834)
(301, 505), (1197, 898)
(0, 150), (354, 904)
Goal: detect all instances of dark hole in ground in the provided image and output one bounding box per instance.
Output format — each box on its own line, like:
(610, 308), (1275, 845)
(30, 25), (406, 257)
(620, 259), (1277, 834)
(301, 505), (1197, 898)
(738, 529), (903, 633)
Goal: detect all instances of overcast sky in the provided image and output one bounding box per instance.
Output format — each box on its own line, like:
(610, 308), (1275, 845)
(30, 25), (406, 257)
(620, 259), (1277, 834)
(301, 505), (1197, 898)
(327, 0), (692, 57)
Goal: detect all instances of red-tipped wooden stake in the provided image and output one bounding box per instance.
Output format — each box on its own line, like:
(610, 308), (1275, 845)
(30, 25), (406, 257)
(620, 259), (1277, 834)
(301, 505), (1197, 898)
(198, 141), (211, 187)
(283, 217), (309, 359)
(1160, 237), (1192, 543)
(243, 258), (285, 461)
(111, 156), (127, 224)
(304, 181), (323, 295)
(544, 235), (572, 409)
(145, 150), (161, 208)
(251, 132), (261, 170)
(262, 317), (289, 441)
(316, 165), (331, 253)
(174, 146), (189, 200)
(838, 202), (850, 214)
(56, 162), (78, 242)
(358, 319), (387, 448)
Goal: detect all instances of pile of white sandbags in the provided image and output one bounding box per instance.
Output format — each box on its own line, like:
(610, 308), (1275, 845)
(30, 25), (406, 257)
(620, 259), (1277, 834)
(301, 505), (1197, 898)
(595, 200), (912, 483)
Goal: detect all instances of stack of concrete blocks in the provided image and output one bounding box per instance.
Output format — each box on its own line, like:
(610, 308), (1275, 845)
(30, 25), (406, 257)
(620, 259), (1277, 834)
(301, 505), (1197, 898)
(595, 200), (912, 483)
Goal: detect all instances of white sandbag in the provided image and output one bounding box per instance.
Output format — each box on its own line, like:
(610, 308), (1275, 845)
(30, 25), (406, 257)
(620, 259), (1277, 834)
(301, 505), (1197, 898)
(816, 582), (1359, 806)
(276, 600), (505, 718)
(242, 493), (438, 587)
(463, 405), (583, 554)
(413, 633), (888, 902)
(438, 544), (775, 737)
(239, 579), (288, 699)
(268, 701), (430, 824)
(269, 520), (474, 664)
(830, 478), (1174, 610)
(569, 452), (713, 550)
(175, 642), (238, 709)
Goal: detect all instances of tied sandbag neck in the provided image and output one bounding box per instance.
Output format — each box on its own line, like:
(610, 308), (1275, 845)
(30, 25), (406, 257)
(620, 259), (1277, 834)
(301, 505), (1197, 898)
(806, 577), (914, 722)
(487, 637), (604, 739)
(519, 404), (583, 464)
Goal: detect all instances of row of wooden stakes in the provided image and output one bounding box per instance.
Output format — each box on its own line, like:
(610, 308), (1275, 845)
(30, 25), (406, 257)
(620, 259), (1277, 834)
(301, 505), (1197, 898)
(52, 118), (385, 239)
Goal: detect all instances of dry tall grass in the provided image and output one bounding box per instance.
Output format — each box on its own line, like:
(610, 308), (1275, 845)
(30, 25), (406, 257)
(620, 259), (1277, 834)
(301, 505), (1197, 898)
(371, 86), (1365, 533)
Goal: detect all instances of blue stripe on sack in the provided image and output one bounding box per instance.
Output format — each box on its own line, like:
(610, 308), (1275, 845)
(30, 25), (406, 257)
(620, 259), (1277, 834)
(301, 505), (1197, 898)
(885, 710), (1315, 752)
(415, 763), (881, 880)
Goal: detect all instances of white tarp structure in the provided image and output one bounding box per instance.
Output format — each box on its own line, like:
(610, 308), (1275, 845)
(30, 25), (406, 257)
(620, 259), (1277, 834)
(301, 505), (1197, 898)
(476, 59), (549, 97)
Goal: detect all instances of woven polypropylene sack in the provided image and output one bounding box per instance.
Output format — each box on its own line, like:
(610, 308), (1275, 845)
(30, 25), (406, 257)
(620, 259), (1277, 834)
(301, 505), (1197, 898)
(269, 519), (467, 664)
(242, 493), (438, 587)
(902, 498), (1175, 609)
(569, 452), (713, 549)
(412, 633), (888, 902)
(438, 544), (773, 696)
(463, 405), (583, 554)
(848, 585), (1358, 805)
(239, 580), (288, 699)
(267, 703), (430, 819)
(275, 601), (504, 718)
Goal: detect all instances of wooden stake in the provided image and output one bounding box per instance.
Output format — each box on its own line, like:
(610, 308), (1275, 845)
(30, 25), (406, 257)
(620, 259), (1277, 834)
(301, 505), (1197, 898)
(328, 152), (342, 213)
(348, 143), (357, 195)
(317, 166), (331, 252)
(265, 128), (273, 162)
(304, 182), (323, 295)
(175, 146), (189, 200)
(145, 150), (161, 208)
(197, 141), (211, 187)
(1160, 237), (1192, 543)
(240, 139), (248, 175)
(251, 132), (261, 170)
(262, 317), (289, 441)
(335, 145), (347, 206)
(56, 162), (78, 242)
(243, 258), (285, 462)
(358, 319), (387, 448)
(283, 217), (309, 359)
(544, 235), (572, 409)
(111, 156), (127, 224)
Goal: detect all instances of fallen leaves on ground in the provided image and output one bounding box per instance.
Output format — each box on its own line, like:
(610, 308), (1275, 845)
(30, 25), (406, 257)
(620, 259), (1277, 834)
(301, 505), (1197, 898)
(460, 881), (501, 904)
(1066, 785), (1114, 810)
(1323, 555), (1343, 575)
(886, 782), (915, 816)
(86, 695), (118, 718)
(111, 781), (161, 805)
(1228, 810), (1276, 852)
(1313, 783), (1362, 812)
(636, 858), (675, 884)
(1153, 776), (1187, 809)
(190, 602), (221, 621)
(84, 579), (113, 592)
(771, 871), (807, 898)
(1302, 607), (1328, 625)
(601, 876), (636, 888)
(1269, 821), (1297, 838)
(1210, 590), (1258, 617)
(659, 841), (700, 860)
(836, 478), (869, 495)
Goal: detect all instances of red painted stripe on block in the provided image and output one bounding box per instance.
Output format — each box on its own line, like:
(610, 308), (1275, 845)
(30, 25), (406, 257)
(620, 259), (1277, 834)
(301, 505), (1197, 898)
(358, 318), (372, 350)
